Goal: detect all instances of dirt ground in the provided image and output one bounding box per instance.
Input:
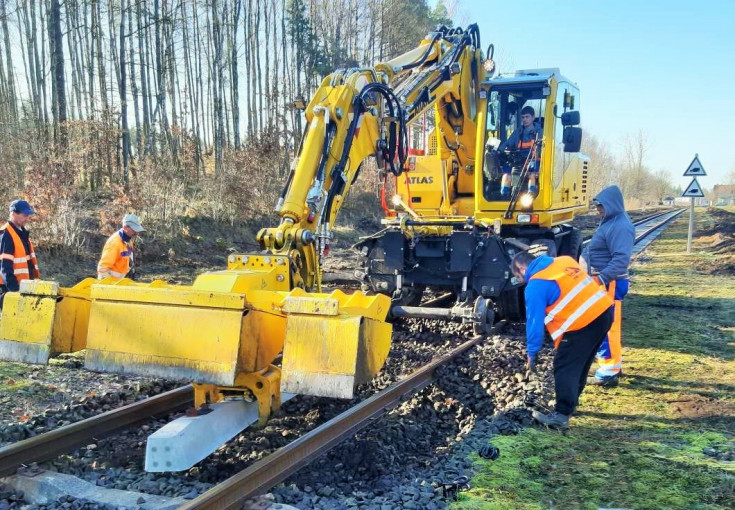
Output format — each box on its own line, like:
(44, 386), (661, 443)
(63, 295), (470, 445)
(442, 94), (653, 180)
(696, 207), (735, 276)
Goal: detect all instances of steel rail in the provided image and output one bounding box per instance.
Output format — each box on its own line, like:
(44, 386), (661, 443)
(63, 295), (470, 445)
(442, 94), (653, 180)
(0, 385), (193, 477)
(180, 323), (506, 510)
(633, 209), (685, 245)
(583, 209), (683, 246)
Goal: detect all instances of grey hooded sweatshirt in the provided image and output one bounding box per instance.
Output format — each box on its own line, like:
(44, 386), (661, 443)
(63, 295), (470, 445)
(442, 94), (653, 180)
(581, 185), (635, 283)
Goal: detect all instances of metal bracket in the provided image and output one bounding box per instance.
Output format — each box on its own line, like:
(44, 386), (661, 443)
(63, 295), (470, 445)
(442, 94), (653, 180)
(192, 364), (282, 427)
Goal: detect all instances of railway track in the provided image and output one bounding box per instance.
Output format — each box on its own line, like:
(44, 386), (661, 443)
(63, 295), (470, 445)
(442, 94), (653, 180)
(0, 207), (686, 508)
(180, 324), (505, 510)
(0, 385), (192, 477)
(181, 208), (687, 509)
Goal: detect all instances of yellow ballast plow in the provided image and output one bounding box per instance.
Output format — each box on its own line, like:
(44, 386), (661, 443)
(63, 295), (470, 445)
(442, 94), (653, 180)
(1, 254), (392, 423)
(0, 278), (95, 364)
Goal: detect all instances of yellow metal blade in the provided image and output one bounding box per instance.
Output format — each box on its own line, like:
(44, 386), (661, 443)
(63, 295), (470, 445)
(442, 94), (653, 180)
(280, 293), (392, 398)
(0, 279), (93, 364)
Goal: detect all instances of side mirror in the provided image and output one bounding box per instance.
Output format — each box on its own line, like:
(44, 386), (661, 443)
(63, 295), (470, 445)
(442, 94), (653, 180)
(563, 127), (582, 153)
(561, 111), (580, 126)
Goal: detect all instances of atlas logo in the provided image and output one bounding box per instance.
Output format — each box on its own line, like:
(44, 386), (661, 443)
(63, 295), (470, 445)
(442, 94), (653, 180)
(408, 176), (434, 184)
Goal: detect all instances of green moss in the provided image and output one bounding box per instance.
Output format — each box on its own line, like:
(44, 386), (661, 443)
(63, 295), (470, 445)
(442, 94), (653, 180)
(0, 361), (31, 391)
(454, 208), (735, 510)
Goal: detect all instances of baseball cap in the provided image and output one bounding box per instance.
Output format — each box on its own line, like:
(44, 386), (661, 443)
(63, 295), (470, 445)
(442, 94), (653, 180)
(9, 200), (35, 215)
(122, 213), (145, 233)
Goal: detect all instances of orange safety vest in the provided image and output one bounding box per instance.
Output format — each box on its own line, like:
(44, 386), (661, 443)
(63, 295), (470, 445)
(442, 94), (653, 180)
(97, 230), (134, 280)
(516, 127), (539, 150)
(530, 256), (613, 347)
(0, 222), (40, 285)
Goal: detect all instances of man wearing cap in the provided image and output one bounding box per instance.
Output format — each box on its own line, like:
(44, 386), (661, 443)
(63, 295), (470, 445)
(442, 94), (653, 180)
(0, 200), (40, 310)
(581, 185), (635, 387)
(97, 213), (144, 281)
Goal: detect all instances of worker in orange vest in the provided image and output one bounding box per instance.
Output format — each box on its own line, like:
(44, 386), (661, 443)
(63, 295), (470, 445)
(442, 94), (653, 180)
(97, 213), (145, 281)
(511, 251), (614, 429)
(0, 200), (40, 310)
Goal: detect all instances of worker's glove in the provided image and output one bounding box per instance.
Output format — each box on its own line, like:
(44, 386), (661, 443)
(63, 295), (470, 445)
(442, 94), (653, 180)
(526, 355), (537, 373)
(529, 161), (537, 172)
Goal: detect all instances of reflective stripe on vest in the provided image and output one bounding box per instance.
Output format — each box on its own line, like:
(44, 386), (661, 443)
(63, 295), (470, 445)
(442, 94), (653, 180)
(516, 128), (538, 150)
(530, 256), (614, 346)
(0, 222), (40, 285)
(98, 268), (126, 279)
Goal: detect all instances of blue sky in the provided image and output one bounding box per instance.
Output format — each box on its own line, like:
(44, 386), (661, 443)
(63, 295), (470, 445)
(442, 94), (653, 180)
(435, 0), (735, 188)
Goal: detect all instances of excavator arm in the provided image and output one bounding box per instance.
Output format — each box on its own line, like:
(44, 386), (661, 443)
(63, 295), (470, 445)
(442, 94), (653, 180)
(258, 25), (487, 292)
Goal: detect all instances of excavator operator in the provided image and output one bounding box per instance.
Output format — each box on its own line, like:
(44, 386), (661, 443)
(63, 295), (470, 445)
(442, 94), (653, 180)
(499, 105), (542, 196)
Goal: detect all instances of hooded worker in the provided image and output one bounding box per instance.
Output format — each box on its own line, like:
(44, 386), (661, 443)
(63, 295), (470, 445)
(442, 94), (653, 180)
(581, 185), (635, 386)
(97, 213), (145, 281)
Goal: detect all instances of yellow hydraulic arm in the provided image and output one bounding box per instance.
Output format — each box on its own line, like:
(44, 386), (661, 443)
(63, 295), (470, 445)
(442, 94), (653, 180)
(258, 24), (487, 290)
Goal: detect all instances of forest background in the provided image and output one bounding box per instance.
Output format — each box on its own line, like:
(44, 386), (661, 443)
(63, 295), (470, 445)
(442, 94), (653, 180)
(0, 0), (680, 267)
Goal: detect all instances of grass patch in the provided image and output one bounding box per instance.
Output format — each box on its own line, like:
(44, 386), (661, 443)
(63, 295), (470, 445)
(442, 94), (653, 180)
(454, 207), (735, 510)
(0, 362), (32, 392)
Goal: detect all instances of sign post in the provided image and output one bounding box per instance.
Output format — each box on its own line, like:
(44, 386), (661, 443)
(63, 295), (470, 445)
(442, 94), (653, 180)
(682, 154), (707, 253)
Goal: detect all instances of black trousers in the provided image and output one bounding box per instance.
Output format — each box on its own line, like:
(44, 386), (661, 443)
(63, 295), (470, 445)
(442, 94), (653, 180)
(553, 307), (614, 416)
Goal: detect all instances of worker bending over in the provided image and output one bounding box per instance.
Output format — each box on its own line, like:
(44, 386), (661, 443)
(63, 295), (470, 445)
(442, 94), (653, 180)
(0, 200), (40, 310)
(97, 214), (144, 281)
(512, 251), (614, 429)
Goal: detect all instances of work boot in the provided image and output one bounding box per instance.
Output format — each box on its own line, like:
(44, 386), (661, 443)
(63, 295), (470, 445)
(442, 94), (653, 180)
(532, 410), (569, 429)
(587, 374), (620, 387)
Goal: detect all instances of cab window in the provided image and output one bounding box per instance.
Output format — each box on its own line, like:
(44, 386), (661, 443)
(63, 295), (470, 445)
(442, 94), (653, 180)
(483, 85), (546, 202)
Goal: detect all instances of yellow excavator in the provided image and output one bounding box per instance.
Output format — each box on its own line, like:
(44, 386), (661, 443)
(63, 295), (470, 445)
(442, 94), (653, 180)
(0, 24), (589, 423)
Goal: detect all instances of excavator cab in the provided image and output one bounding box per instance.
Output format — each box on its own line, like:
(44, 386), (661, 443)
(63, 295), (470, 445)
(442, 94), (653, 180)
(483, 84), (547, 202)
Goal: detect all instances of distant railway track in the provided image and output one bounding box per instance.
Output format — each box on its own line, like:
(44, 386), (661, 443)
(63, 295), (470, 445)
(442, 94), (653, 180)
(583, 208), (685, 245)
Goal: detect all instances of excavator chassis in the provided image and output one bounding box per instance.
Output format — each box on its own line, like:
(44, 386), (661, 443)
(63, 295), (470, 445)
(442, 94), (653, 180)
(356, 221), (583, 324)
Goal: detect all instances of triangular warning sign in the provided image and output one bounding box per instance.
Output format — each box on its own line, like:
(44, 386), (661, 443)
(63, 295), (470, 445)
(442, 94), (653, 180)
(682, 178), (704, 198)
(683, 154), (707, 176)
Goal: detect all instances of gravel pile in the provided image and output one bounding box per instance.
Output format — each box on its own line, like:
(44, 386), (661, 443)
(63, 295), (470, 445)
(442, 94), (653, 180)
(1, 351), (177, 442)
(269, 322), (555, 509)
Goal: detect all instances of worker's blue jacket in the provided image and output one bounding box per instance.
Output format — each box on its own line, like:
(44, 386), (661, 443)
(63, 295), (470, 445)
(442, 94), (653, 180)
(522, 255), (559, 362)
(581, 185), (635, 285)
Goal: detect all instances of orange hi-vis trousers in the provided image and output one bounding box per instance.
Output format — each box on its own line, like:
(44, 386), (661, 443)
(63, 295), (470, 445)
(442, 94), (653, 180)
(594, 279), (629, 378)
